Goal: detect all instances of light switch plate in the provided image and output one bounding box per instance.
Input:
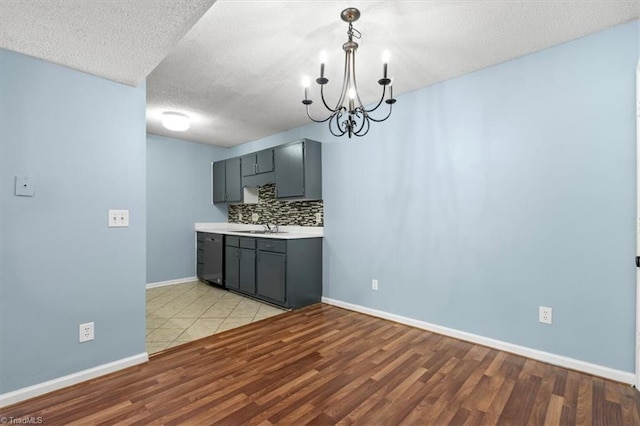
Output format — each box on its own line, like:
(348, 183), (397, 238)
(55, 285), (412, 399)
(15, 175), (34, 197)
(108, 210), (129, 227)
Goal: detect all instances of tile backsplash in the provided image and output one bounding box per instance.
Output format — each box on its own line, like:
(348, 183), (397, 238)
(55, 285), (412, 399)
(228, 184), (323, 226)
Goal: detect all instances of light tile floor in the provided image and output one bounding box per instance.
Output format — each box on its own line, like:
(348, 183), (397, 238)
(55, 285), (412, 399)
(146, 280), (286, 354)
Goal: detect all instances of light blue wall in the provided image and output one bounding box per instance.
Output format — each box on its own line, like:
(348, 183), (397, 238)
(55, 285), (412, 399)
(230, 21), (639, 372)
(0, 49), (147, 393)
(146, 135), (228, 283)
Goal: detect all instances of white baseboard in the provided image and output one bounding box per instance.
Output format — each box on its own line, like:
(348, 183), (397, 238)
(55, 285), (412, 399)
(146, 276), (198, 289)
(0, 353), (148, 408)
(322, 297), (635, 385)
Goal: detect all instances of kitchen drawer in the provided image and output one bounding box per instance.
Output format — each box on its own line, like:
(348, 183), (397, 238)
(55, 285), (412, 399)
(197, 232), (207, 242)
(226, 236), (240, 247)
(257, 239), (286, 253)
(240, 237), (256, 249)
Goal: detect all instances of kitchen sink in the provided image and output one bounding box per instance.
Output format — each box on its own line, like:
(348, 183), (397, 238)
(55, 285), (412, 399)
(231, 230), (287, 235)
(233, 230), (267, 234)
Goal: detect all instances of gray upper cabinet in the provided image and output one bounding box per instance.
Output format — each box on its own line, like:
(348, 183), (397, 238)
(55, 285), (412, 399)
(212, 161), (226, 203)
(212, 158), (242, 203)
(241, 149), (274, 176)
(274, 139), (322, 200)
(225, 157), (242, 202)
(213, 139), (321, 203)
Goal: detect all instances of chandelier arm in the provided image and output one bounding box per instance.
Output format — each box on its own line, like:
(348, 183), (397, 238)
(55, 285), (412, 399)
(329, 112), (347, 137)
(349, 49), (368, 114)
(364, 104), (393, 123)
(354, 115), (371, 136)
(305, 105), (335, 123)
(333, 49), (352, 113)
(363, 85), (387, 113)
(353, 110), (369, 135)
(319, 85), (339, 113)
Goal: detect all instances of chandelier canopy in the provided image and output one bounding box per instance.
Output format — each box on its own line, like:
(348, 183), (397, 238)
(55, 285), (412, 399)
(301, 7), (396, 138)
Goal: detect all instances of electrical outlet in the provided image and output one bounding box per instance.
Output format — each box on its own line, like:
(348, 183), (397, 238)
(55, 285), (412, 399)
(79, 322), (94, 343)
(252, 213), (259, 222)
(315, 212), (322, 224)
(539, 306), (552, 324)
(372, 279), (378, 291)
(108, 209), (129, 227)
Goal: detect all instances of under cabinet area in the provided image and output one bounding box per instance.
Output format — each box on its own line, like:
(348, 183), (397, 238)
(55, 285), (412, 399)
(223, 235), (322, 309)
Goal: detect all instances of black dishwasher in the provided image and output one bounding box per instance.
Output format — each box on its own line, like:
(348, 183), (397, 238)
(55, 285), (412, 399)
(196, 232), (224, 287)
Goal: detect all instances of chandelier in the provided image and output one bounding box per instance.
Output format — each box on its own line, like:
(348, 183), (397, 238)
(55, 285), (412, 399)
(301, 7), (396, 138)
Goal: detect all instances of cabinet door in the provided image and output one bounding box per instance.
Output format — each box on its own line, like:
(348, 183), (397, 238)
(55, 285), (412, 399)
(225, 246), (240, 290)
(274, 142), (304, 198)
(239, 248), (256, 294)
(256, 149), (274, 174)
(212, 161), (226, 203)
(225, 157), (242, 202)
(241, 154), (256, 177)
(257, 250), (286, 303)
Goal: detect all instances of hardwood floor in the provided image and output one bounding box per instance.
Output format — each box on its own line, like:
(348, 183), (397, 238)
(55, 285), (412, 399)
(2, 304), (639, 425)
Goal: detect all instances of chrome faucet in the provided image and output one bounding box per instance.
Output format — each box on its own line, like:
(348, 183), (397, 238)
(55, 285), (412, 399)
(263, 223), (279, 233)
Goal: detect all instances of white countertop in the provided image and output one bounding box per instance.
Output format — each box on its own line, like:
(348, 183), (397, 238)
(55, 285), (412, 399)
(195, 223), (323, 239)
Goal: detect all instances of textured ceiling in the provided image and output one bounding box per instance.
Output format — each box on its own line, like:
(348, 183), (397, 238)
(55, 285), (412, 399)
(147, 0), (639, 147)
(0, 0), (215, 86)
(1, 1), (638, 147)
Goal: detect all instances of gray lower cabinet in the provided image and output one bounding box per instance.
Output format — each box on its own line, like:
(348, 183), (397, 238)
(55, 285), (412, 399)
(212, 158), (242, 203)
(274, 139), (322, 200)
(224, 235), (322, 309)
(239, 248), (256, 293)
(225, 236), (256, 293)
(256, 245), (286, 304)
(224, 244), (240, 290)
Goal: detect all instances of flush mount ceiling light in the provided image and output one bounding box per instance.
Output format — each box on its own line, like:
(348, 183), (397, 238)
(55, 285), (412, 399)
(301, 7), (396, 138)
(162, 111), (190, 132)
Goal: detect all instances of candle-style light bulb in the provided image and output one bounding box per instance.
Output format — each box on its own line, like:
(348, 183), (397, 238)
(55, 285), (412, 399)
(302, 76), (311, 100)
(382, 50), (390, 79)
(348, 87), (356, 112)
(319, 50), (327, 79)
